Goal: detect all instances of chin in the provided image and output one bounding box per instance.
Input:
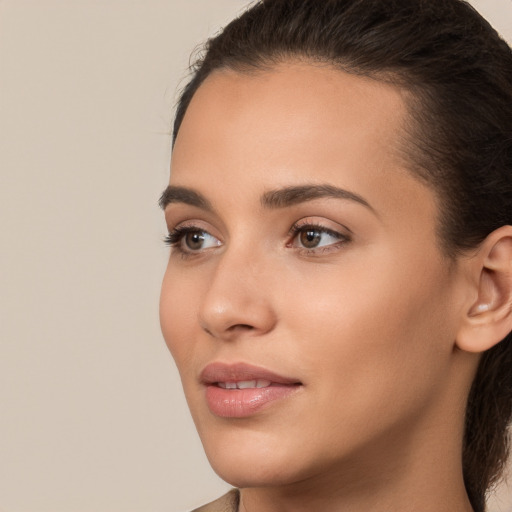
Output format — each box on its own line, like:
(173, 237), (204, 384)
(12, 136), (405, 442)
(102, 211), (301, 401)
(207, 449), (307, 489)
(197, 418), (345, 490)
(197, 421), (309, 488)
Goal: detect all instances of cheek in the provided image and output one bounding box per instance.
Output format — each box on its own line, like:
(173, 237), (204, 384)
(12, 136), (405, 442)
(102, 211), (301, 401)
(159, 265), (200, 370)
(282, 249), (455, 421)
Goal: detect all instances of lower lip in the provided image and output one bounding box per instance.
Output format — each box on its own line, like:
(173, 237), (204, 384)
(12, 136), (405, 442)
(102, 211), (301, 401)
(205, 384), (300, 418)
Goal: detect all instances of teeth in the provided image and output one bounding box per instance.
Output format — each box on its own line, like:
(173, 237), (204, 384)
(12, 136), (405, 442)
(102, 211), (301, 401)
(217, 379), (272, 389)
(237, 380), (257, 389)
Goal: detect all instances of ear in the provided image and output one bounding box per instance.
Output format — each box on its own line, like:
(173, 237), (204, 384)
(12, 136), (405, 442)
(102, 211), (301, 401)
(456, 225), (512, 353)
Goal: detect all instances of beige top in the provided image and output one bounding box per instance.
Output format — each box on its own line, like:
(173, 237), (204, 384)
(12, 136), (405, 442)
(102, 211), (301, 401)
(191, 490), (240, 512)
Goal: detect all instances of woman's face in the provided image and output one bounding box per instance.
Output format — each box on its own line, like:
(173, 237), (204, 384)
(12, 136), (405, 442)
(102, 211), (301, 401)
(160, 63), (469, 488)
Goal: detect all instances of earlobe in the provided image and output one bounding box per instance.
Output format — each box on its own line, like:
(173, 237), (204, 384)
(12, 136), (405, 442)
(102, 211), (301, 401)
(456, 226), (512, 353)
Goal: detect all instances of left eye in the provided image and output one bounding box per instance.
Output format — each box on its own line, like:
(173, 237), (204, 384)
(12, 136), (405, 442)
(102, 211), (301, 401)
(291, 226), (346, 249)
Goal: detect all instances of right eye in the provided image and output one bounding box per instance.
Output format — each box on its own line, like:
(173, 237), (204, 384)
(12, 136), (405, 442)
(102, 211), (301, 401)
(165, 226), (221, 254)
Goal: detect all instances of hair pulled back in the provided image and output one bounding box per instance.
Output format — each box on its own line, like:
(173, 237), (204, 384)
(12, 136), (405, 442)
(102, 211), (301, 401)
(172, 1), (512, 510)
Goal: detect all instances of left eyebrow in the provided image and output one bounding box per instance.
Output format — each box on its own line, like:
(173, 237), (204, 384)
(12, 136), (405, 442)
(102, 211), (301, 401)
(261, 184), (376, 214)
(159, 185), (213, 211)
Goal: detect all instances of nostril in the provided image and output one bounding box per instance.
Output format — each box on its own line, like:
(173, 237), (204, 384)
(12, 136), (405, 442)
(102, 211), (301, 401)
(201, 323), (255, 338)
(228, 324), (255, 331)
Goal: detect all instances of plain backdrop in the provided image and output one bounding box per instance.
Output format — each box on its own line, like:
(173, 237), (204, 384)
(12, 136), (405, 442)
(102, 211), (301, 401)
(1, 1), (511, 511)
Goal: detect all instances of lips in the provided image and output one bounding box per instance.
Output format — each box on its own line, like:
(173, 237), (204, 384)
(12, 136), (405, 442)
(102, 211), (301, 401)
(200, 362), (302, 418)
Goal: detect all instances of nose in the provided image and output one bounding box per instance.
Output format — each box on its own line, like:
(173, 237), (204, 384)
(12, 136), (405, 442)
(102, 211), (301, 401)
(198, 246), (277, 341)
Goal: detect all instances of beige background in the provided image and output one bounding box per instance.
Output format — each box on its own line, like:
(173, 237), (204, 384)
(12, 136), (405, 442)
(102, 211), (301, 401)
(0, 1), (511, 511)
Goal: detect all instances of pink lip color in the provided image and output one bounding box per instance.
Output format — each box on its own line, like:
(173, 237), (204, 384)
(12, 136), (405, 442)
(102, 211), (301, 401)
(200, 362), (302, 418)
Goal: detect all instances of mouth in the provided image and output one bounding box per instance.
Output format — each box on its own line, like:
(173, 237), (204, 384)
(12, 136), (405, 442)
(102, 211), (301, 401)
(200, 362), (302, 418)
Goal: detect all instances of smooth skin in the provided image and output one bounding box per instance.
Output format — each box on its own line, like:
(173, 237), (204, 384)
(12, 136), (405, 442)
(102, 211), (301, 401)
(160, 63), (512, 512)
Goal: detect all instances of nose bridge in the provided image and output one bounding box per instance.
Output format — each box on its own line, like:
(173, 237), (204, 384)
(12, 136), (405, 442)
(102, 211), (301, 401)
(198, 239), (276, 339)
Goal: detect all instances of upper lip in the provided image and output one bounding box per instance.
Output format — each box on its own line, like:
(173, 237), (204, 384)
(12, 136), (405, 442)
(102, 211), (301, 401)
(200, 362), (302, 386)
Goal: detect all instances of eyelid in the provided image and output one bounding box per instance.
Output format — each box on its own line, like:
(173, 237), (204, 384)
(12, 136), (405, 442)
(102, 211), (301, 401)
(288, 217), (353, 236)
(164, 205), (223, 233)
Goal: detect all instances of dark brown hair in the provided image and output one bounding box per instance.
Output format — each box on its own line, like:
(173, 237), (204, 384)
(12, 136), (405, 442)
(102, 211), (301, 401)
(172, 1), (512, 510)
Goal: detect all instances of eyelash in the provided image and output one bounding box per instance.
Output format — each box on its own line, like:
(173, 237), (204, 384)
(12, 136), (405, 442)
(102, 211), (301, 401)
(164, 226), (196, 247)
(164, 222), (351, 257)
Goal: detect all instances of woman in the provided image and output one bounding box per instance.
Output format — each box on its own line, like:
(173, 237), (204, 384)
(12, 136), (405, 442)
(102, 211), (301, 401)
(159, 1), (512, 511)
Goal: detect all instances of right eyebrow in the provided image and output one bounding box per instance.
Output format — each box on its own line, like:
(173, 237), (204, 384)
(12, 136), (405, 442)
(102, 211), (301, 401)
(159, 185), (213, 211)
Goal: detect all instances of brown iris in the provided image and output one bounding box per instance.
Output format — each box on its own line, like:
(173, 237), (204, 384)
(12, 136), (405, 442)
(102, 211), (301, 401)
(185, 231), (205, 250)
(300, 229), (322, 248)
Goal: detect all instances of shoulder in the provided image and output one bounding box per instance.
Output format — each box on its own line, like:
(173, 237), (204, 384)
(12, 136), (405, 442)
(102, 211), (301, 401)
(191, 489), (240, 512)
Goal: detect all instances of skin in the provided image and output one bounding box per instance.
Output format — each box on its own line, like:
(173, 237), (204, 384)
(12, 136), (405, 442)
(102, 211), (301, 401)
(160, 63), (480, 512)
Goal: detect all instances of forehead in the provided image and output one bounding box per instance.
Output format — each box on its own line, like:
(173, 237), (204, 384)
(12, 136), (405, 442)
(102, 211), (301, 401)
(171, 62), (436, 229)
(173, 62), (410, 178)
